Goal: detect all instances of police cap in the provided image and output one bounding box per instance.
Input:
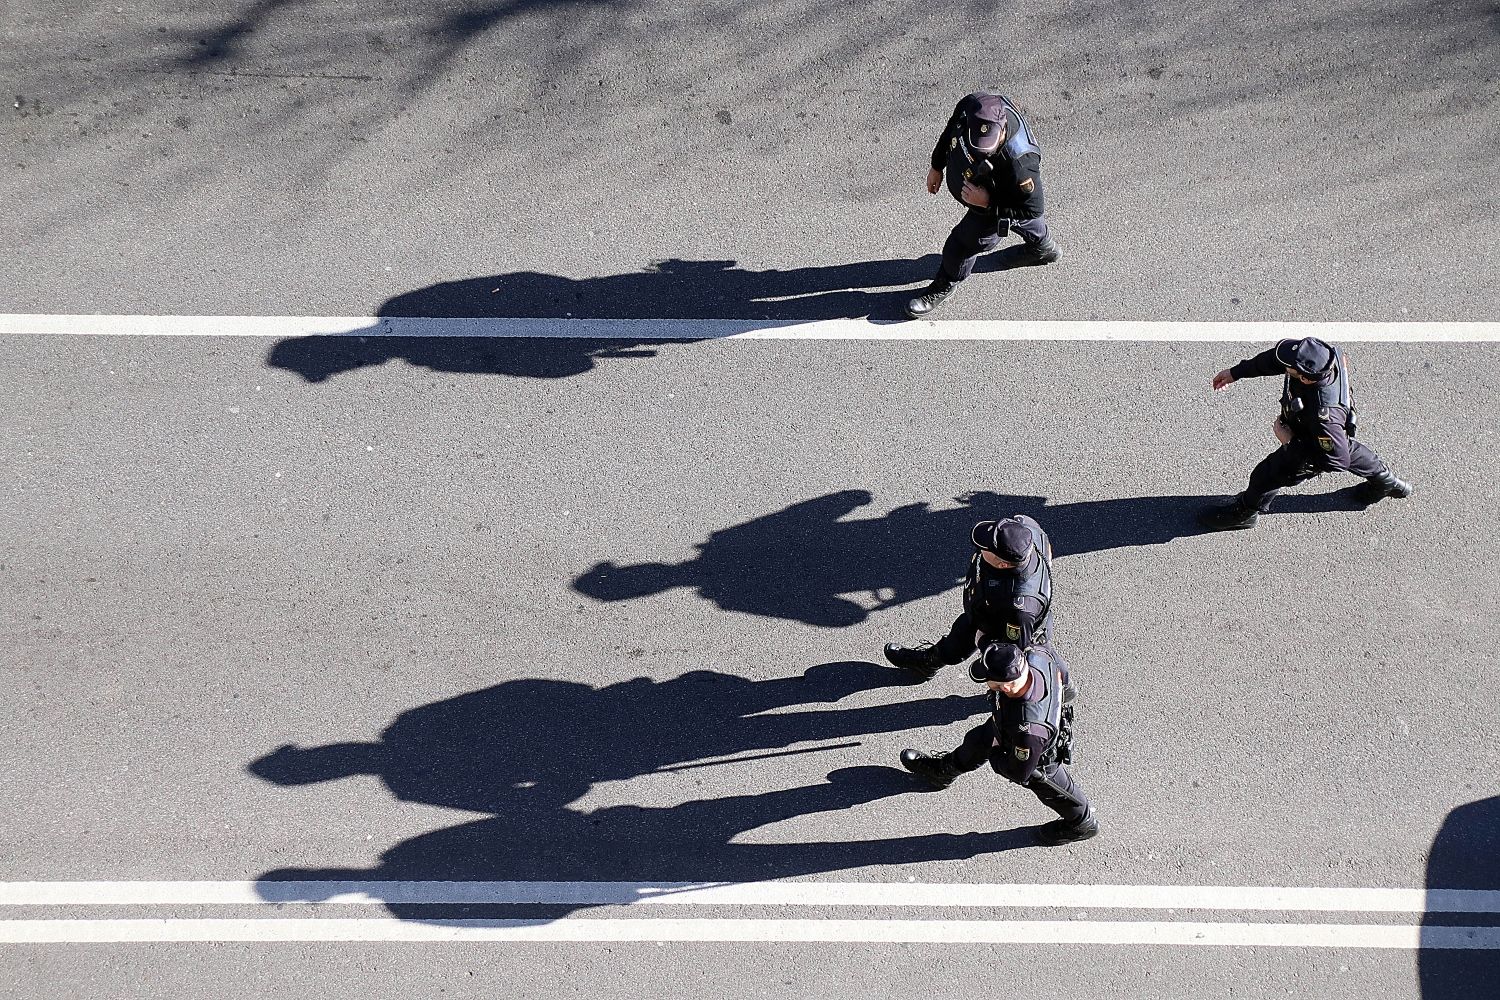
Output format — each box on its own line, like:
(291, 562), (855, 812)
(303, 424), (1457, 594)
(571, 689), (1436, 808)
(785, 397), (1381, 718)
(969, 642), (1026, 683)
(1274, 337), (1335, 377)
(965, 93), (1007, 155)
(971, 517), (1034, 563)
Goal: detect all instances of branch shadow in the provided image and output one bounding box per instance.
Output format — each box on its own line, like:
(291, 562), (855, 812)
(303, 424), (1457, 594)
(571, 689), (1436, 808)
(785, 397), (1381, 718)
(1421, 794), (1500, 995)
(573, 486), (1374, 628)
(263, 255), (939, 383)
(22, 0), (1499, 262)
(250, 659), (1032, 922)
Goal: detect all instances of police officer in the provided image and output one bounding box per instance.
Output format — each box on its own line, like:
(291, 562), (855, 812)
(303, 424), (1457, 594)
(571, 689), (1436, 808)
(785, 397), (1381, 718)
(884, 516), (1052, 679)
(906, 91), (1060, 319)
(1200, 337), (1413, 530)
(900, 641), (1097, 846)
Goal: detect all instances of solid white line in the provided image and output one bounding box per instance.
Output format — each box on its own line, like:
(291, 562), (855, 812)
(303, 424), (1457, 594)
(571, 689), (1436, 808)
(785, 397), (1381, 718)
(1, 314), (1499, 342)
(3, 880), (1498, 914)
(2, 917), (1498, 948)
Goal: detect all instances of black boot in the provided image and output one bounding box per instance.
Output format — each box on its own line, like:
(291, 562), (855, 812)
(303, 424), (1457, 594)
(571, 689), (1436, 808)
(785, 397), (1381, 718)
(1027, 235), (1062, 264)
(1356, 471), (1414, 504)
(1034, 806), (1099, 846)
(1198, 499), (1259, 530)
(884, 641), (943, 680)
(905, 278), (957, 318)
(899, 749), (961, 789)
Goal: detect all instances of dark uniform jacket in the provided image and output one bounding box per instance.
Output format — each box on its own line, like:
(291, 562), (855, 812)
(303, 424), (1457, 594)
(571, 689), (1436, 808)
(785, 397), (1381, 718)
(986, 645), (1070, 784)
(1229, 344), (1359, 472)
(961, 515), (1053, 648)
(929, 93), (1045, 221)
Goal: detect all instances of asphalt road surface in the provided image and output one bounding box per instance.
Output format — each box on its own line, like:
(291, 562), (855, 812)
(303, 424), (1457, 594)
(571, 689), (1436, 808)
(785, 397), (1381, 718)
(3, 0), (1498, 997)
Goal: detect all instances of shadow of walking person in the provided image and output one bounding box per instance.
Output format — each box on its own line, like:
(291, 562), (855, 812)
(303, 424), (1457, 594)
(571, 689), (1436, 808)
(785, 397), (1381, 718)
(573, 487), (1370, 627)
(251, 659), (970, 814)
(1420, 794), (1500, 996)
(576, 489), (1006, 628)
(263, 255), (939, 384)
(256, 770), (1033, 924)
(248, 659), (1019, 921)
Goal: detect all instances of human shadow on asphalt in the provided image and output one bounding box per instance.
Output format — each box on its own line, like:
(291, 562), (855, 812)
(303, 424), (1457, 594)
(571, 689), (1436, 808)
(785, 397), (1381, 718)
(264, 254), (947, 383)
(1421, 794), (1500, 996)
(572, 486), (1374, 628)
(249, 660), (1033, 920)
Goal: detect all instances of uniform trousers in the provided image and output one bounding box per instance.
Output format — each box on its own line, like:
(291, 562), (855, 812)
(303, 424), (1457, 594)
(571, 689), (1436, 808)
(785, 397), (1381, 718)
(1241, 440), (1389, 513)
(947, 719), (1092, 822)
(933, 612), (984, 665)
(940, 210), (1050, 282)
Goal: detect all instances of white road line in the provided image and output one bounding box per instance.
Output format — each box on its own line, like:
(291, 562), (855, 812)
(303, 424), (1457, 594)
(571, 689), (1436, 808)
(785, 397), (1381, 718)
(3, 917), (1499, 948)
(1, 314), (1499, 342)
(3, 881), (1499, 914)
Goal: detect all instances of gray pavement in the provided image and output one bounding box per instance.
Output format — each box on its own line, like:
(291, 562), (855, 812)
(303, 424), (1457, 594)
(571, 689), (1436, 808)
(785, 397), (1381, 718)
(3, 0), (1500, 996)
(3, 336), (1499, 996)
(2, 0), (1498, 320)
(0, 940), (1453, 1000)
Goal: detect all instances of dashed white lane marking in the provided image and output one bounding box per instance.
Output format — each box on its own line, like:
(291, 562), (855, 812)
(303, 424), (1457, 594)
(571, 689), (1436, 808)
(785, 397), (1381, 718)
(3, 880), (1499, 913)
(1, 315), (1498, 341)
(3, 918), (1498, 948)
(3, 882), (1499, 948)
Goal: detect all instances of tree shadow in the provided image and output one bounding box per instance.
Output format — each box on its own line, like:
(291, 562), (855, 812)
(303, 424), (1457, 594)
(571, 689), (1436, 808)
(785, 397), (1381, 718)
(168, 0), (625, 93)
(263, 255), (940, 383)
(573, 486), (1373, 628)
(250, 659), (1032, 921)
(1421, 794), (1500, 995)
(22, 0), (1499, 287)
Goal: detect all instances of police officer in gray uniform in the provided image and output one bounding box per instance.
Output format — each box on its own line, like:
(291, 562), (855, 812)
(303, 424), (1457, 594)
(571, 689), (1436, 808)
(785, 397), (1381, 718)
(1200, 337), (1413, 530)
(885, 516), (1053, 679)
(906, 92), (1060, 319)
(901, 641), (1098, 846)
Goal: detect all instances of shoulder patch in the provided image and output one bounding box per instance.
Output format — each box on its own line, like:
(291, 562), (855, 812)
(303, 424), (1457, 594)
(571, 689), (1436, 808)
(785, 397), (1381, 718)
(1014, 746), (1030, 761)
(1318, 436), (1335, 452)
(1005, 623), (1021, 641)
(1018, 177), (1035, 193)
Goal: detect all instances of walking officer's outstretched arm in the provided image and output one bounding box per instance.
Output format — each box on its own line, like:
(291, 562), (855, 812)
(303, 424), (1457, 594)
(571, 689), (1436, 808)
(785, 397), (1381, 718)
(1213, 344), (1284, 390)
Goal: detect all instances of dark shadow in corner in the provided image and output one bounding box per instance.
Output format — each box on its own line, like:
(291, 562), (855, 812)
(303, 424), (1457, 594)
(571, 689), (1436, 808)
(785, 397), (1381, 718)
(573, 486), (1374, 628)
(264, 255), (940, 383)
(1421, 794), (1500, 996)
(250, 660), (1034, 922)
